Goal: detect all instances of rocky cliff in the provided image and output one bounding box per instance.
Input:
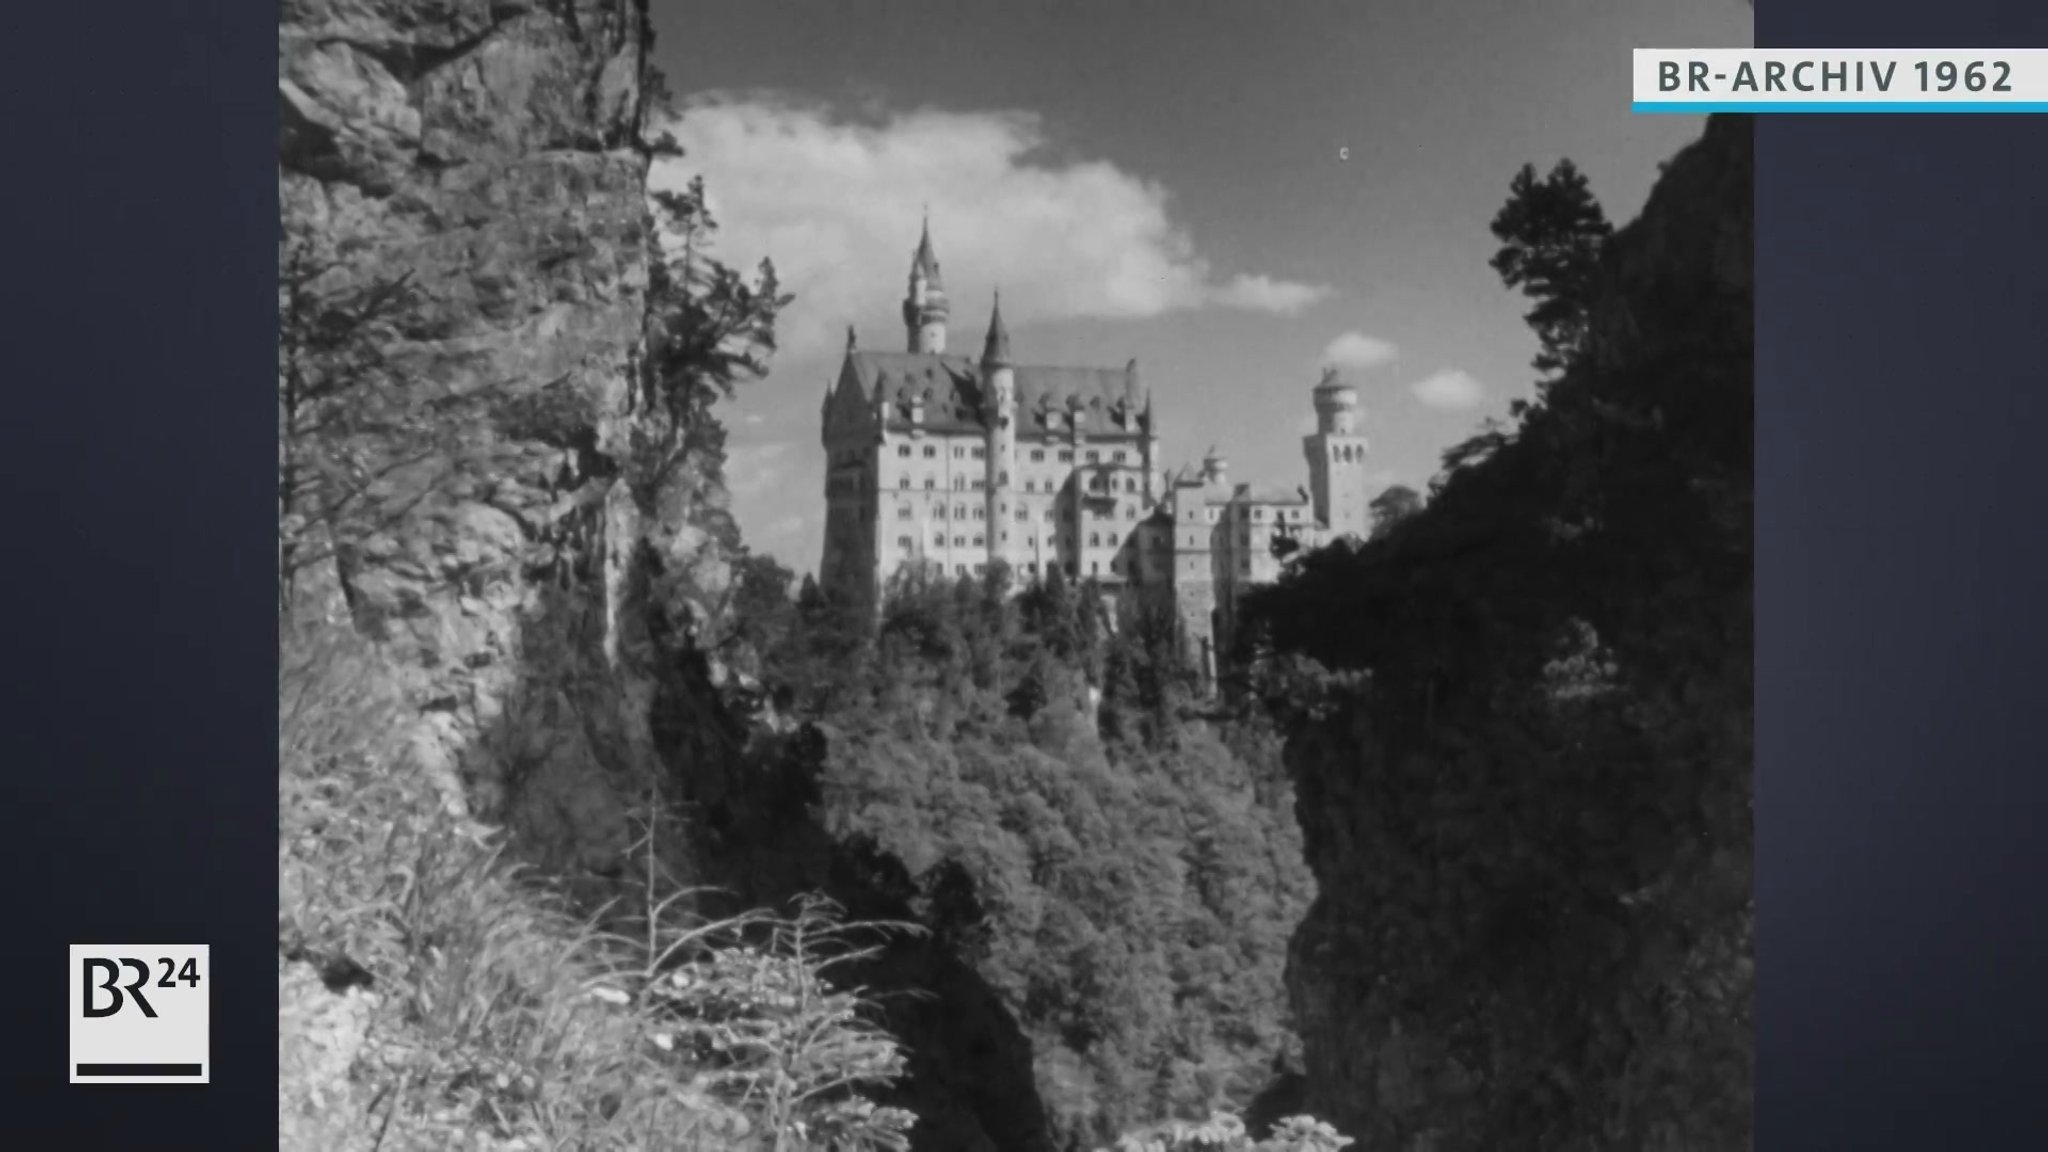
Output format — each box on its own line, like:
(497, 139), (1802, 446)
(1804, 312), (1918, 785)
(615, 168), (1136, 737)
(1269, 114), (1754, 1150)
(279, 0), (724, 879)
(277, 3), (753, 1141)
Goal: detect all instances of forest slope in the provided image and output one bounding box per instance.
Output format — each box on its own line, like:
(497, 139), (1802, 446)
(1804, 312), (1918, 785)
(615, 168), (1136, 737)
(1238, 114), (1753, 1151)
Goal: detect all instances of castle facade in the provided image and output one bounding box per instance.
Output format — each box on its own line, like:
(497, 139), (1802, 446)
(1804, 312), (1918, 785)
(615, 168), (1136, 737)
(818, 221), (1376, 673)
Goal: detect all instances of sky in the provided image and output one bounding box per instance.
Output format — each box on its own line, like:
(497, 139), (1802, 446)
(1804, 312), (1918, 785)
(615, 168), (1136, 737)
(647, 0), (1754, 575)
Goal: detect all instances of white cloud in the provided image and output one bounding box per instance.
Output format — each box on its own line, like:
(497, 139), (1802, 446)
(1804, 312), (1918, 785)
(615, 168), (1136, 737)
(1408, 369), (1486, 412)
(653, 96), (1331, 358)
(1320, 331), (1400, 371)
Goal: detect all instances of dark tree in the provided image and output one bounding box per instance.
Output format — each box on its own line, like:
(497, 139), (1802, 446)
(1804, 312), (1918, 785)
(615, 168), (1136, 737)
(1368, 485), (1424, 539)
(1488, 159), (1613, 378)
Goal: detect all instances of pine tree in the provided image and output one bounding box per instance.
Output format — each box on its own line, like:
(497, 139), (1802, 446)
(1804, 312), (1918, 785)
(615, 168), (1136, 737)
(1488, 159), (1613, 379)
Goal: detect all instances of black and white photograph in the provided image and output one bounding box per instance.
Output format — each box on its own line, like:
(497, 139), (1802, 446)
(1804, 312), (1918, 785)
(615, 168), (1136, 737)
(279, 2), (1755, 1149)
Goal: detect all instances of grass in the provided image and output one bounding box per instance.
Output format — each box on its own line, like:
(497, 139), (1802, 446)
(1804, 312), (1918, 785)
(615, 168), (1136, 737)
(279, 619), (913, 1151)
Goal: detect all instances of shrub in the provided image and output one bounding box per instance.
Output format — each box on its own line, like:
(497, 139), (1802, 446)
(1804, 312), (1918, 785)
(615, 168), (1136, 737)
(279, 620), (915, 1150)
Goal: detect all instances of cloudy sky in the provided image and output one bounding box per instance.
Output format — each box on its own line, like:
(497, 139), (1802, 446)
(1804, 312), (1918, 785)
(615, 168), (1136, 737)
(648, 0), (1753, 574)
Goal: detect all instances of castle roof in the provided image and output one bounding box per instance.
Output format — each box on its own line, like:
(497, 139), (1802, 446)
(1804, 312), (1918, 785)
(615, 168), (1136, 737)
(841, 350), (1147, 436)
(982, 293), (1011, 366)
(1228, 482), (1311, 506)
(912, 216), (941, 286)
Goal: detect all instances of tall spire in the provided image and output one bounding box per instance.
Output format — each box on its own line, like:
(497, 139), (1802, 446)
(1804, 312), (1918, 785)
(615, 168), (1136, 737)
(904, 212), (949, 353)
(981, 290), (1011, 367)
(913, 209), (941, 287)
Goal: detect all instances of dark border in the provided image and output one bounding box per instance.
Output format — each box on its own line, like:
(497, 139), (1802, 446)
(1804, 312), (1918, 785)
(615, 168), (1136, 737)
(0, 0), (276, 1140)
(1756, 1), (2048, 1146)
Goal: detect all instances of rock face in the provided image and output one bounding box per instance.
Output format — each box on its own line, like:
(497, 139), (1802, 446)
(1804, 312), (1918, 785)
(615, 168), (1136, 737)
(279, 0), (726, 879)
(1279, 115), (1754, 1151)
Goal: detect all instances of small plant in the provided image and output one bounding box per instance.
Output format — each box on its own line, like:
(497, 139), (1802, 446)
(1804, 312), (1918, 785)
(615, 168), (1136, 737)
(1104, 1109), (1353, 1152)
(279, 621), (918, 1150)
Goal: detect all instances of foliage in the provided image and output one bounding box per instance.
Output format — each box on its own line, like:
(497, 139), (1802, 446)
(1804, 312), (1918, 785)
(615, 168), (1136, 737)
(1105, 1110), (1352, 1152)
(1366, 485), (1423, 540)
(279, 621), (917, 1150)
(736, 571), (1314, 1147)
(1235, 119), (1751, 1149)
(634, 176), (793, 507)
(1488, 159), (1613, 378)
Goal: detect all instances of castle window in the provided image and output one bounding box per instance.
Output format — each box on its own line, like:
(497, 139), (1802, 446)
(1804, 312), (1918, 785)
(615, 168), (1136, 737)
(925, 478), (935, 490)
(1024, 479), (1035, 493)
(954, 446), (965, 459)
(934, 534), (945, 547)
(1253, 508), (1264, 521)
(973, 447), (986, 459)
(955, 536), (967, 547)
(1016, 509), (1028, 522)
(972, 535), (984, 547)
(1126, 507), (1137, 520)
(1026, 561), (1038, 575)
(899, 477), (910, 489)
(1090, 562), (1099, 575)
(924, 446), (937, 458)
(972, 479), (985, 490)
(975, 563), (985, 575)
(1045, 509), (1056, 522)
(1113, 450), (1126, 463)
(953, 476), (964, 490)
(1089, 533), (1100, 547)
(999, 471), (1008, 486)
(1058, 450), (1073, 462)
(898, 506), (912, 520)
(957, 565), (967, 575)
(1125, 479), (1136, 493)
(897, 536), (912, 548)
(1030, 450), (1044, 462)
(898, 446), (911, 458)
(973, 507), (985, 520)
(1085, 450), (1099, 463)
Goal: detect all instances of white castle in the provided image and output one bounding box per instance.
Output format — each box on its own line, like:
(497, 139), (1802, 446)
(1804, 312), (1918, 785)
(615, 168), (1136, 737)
(818, 219), (1376, 675)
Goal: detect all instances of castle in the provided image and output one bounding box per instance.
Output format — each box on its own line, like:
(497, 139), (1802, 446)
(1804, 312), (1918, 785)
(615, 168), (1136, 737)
(818, 220), (1376, 676)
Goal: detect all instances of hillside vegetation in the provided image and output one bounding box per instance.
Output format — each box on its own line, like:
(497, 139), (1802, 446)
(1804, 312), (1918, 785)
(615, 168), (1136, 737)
(673, 565), (1317, 1150)
(1235, 115), (1753, 1150)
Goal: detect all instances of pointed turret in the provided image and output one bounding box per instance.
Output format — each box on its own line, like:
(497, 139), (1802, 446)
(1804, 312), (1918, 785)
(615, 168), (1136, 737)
(902, 212), (949, 353)
(981, 291), (1012, 367)
(913, 212), (942, 288)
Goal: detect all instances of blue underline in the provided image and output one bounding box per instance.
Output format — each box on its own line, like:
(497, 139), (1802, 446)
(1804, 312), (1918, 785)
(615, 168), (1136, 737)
(1634, 101), (2048, 114)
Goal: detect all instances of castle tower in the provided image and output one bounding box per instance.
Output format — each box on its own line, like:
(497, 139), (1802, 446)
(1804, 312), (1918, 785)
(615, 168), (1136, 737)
(901, 215), (949, 354)
(981, 292), (1017, 570)
(1304, 368), (1371, 539)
